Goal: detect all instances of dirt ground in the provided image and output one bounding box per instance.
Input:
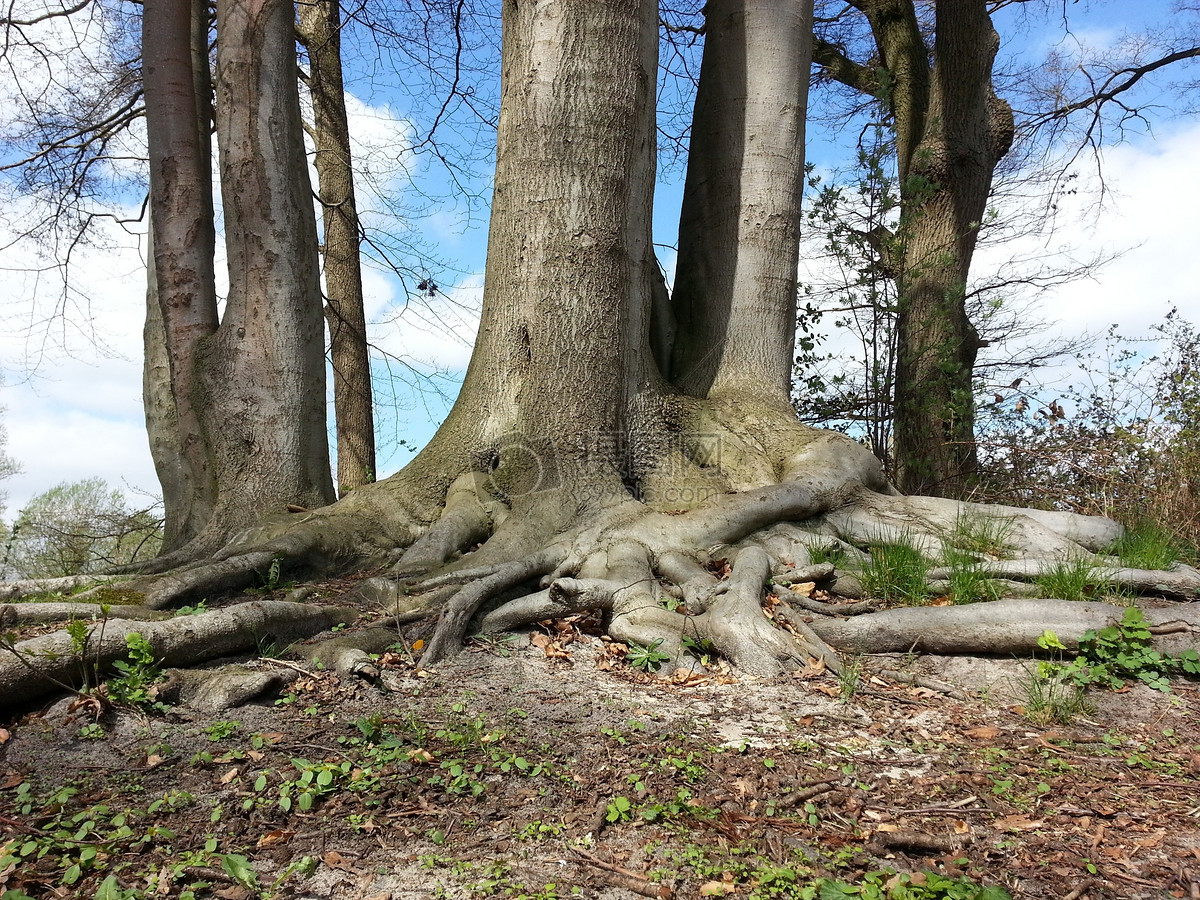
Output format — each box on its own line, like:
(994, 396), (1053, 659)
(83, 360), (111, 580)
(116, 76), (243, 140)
(2, 600), (1199, 900)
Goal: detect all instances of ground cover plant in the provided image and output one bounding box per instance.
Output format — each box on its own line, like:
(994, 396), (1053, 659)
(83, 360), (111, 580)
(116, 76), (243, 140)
(2, 618), (1199, 900)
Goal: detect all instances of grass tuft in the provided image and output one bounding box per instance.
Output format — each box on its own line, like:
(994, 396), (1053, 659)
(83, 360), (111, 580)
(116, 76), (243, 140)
(858, 533), (930, 605)
(1106, 519), (1182, 571)
(1035, 556), (1097, 602)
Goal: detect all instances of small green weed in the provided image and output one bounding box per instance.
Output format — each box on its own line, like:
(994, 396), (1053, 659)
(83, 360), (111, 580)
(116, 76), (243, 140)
(626, 639), (671, 672)
(204, 720), (241, 742)
(174, 600), (208, 616)
(106, 632), (168, 713)
(807, 869), (1012, 899)
(605, 795), (633, 823)
(1040, 608), (1200, 692)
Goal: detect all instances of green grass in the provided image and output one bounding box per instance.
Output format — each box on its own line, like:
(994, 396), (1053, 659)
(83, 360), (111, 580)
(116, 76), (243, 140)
(943, 511), (1016, 559)
(858, 534), (930, 605)
(943, 561), (1003, 604)
(1035, 557), (1098, 601)
(1105, 519), (1183, 570)
(1013, 662), (1095, 727)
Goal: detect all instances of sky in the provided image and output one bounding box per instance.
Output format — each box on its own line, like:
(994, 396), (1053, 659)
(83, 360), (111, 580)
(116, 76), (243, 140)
(1, 2), (1198, 521)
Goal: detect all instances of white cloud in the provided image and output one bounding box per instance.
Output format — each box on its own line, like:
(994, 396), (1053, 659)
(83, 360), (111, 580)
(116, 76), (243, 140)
(977, 120), (1200, 356)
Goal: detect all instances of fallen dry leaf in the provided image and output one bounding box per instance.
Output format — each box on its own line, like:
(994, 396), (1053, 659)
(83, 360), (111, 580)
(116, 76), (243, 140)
(964, 726), (1001, 740)
(788, 581), (816, 597)
(219, 768), (240, 785)
(322, 850), (357, 872)
(145, 754), (166, 769)
(995, 814), (1045, 832)
(700, 881), (734, 896)
(530, 632), (571, 660)
(256, 830), (295, 848)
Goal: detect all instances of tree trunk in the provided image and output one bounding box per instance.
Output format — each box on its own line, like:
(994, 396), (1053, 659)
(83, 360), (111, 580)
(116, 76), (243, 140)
(669, 0), (813, 403)
(398, 0), (658, 519)
(188, 0), (335, 543)
(142, 0), (219, 553)
(298, 0), (377, 497)
(887, 0), (1014, 496)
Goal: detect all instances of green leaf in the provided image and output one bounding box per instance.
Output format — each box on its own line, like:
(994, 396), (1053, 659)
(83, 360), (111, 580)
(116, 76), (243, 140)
(219, 853), (260, 891)
(1037, 630), (1067, 651)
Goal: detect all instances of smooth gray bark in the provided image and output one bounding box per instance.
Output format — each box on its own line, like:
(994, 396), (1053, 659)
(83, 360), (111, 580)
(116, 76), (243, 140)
(142, 0), (219, 552)
(669, 0), (813, 402)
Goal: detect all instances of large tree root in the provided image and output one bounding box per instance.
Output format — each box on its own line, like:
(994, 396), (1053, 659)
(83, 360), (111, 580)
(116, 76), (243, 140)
(924, 559), (1200, 598)
(7, 410), (1198, 700)
(807, 598), (1200, 655)
(0, 603), (171, 626)
(0, 575), (135, 602)
(0, 600), (356, 709)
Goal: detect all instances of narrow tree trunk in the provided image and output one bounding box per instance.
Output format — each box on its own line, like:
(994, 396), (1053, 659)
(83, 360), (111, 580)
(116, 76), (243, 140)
(194, 0), (334, 539)
(298, 0), (376, 496)
(142, 0), (219, 552)
(669, 0), (813, 403)
(890, 0), (1014, 497)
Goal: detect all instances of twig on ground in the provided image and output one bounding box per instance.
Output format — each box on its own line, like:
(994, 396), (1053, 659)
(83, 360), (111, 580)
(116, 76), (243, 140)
(572, 848), (673, 899)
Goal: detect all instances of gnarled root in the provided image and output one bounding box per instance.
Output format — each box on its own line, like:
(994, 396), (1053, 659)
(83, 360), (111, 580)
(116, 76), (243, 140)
(0, 600), (357, 709)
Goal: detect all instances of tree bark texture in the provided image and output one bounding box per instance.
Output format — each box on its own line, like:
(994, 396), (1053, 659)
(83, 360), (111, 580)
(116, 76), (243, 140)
(298, 0), (377, 497)
(669, 0), (813, 403)
(396, 0), (658, 513)
(882, 0), (1014, 497)
(198, 0), (335, 537)
(142, 0), (219, 552)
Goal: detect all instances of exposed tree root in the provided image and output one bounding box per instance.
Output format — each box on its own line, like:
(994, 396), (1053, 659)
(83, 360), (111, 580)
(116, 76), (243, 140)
(0, 603), (171, 626)
(0, 600), (356, 709)
(925, 559), (1200, 598)
(0, 575), (134, 603)
(807, 598), (1200, 655)
(5, 410), (1199, 708)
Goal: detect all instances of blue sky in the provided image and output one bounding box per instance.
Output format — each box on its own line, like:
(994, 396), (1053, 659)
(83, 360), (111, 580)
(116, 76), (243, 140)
(1, 0), (1198, 519)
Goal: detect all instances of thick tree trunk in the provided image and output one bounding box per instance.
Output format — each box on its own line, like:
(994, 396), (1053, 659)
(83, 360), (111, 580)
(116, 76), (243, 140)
(298, 0), (377, 497)
(396, 0), (658, 519)
(192, 0), (335, 542)
(142, 0), (219, 552)
(888, 1), (1014, 497)
(669, 0), (813, 403)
